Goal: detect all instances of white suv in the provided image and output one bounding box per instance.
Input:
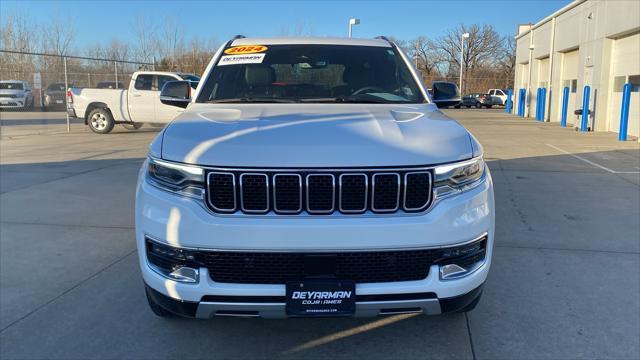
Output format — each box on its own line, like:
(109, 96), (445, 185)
(136, 36), (494, 319)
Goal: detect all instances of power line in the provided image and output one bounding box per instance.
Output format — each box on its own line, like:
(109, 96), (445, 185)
(0, 49), (154, 65)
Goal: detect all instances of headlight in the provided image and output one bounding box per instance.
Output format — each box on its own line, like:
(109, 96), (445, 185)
(146, 157), (204, 199)
(433, 157), (485, 198)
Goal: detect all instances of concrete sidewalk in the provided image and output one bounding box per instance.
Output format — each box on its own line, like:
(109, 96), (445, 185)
(1, 109), (638, 359)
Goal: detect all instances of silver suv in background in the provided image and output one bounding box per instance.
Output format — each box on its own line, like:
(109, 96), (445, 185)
(0, 80), (34, 110)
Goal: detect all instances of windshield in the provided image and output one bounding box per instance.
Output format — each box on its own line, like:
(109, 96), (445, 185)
(197, 44), (425, 104)
(0, 82), (24, 90)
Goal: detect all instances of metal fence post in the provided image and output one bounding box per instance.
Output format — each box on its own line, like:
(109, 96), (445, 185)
(87, 73), (91, 88)
(506, 89), (513, 114)
(114, 61), (119, 89)
(580, 85), (590, 132)
(618, 83), (631, 141)
(561, 86), (569, 127)
(64, 56), (70, 133)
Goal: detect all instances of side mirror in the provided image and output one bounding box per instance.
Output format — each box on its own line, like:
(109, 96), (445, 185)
(160, 81), (191, 108)
(431, 82), (461, 108)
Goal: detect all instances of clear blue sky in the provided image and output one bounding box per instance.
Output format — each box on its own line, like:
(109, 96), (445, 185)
(2, 0), (570, 50)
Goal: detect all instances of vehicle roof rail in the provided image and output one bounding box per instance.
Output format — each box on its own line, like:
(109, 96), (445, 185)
(232, 35), (246, 40)
(375, 36), (391, 42)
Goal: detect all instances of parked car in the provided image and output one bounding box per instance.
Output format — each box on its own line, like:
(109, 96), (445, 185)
(138, 36), (494, 319)
(96, 81), (125, 89)
(44, 82), (73, 110)
(0, 80), (34, 110)
(461, 93), (494, 108)
(488, 89), (508, 105)
(67, 71), (200, 133)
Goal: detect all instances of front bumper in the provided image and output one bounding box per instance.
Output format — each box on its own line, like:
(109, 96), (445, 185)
(136, 165), (495, 318)
(145, 282), (484, 318)
(0, 98), (27, 108)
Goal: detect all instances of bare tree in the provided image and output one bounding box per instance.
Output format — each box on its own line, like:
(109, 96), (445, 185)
(41, 12), (75, 56)
(408, 36), (443, 85)
(496, 35), (516, 89)
(158, 17), (184, 71)
(133, 14), (158, 64)
(0, 13), (39, 80)
(434, 24), (503, 93)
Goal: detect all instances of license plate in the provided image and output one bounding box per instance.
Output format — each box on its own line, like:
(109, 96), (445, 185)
(286, 280), (355, 317)
(55, 100), (63, 104)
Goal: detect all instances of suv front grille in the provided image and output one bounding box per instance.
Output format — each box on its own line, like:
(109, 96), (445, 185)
(206, 168), (433, 215)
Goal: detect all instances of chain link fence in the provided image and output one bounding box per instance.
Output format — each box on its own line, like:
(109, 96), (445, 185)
(0, 49), (157, 112)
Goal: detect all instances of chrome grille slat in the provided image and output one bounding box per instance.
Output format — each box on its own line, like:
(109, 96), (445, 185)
(207, 172), (236, 212)
(371, 173), (400, 212)
(205, 168), (432, 215)
(339, 173), (368, 213)
(403, 172), (433, 211)
(273, 174), (302, 214)
(239, 173), (269, 213)
(306, 174), (335, 214)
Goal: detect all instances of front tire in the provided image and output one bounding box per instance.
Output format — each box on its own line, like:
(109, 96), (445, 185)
(475, 102), (481, 109)
(88, 108), (115, 134)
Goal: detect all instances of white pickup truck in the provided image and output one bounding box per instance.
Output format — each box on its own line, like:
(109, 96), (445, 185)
(67, 71), (199, 134)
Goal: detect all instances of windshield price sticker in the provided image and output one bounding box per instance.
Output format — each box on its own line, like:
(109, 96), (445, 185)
(218, 53), (266, 66)
(224, 45), (268, 55)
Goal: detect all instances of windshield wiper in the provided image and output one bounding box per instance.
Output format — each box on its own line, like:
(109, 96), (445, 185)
(209, 98), (297, 103)
(298, 97), (397, 104)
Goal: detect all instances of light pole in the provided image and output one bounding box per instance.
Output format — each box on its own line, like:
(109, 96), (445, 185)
(459, 32), (469, 94)
(348, 18), (360, 38)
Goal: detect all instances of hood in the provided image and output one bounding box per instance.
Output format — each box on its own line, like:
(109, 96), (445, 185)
(160, 103), (473, 167)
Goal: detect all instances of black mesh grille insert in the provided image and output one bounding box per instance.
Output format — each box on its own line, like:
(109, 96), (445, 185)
(340, 174), (367, 212)
(307, 175), (334, 213)
(200, 250), (433, 284)
(404, 172), (432, 210)
(240, 174), (268, 212)
(373, 174), (399, 211)
(274, 175), (301, 213)
(208, 173), (235, 211)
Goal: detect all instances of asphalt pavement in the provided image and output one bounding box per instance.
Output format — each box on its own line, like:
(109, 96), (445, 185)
(1, 108), (638, 359)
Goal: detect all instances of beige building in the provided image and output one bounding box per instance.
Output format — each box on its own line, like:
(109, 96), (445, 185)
(513, 0), (640, 139)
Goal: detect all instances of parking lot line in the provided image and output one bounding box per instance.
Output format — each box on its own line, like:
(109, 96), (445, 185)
(545, 143), (640, 174)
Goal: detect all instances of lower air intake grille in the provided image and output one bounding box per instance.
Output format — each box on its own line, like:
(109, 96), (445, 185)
(199, 250), (434, 284)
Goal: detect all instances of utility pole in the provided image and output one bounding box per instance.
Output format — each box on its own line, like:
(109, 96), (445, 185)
(348, 18), (360, 38)
(460, 32), (469, 94)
